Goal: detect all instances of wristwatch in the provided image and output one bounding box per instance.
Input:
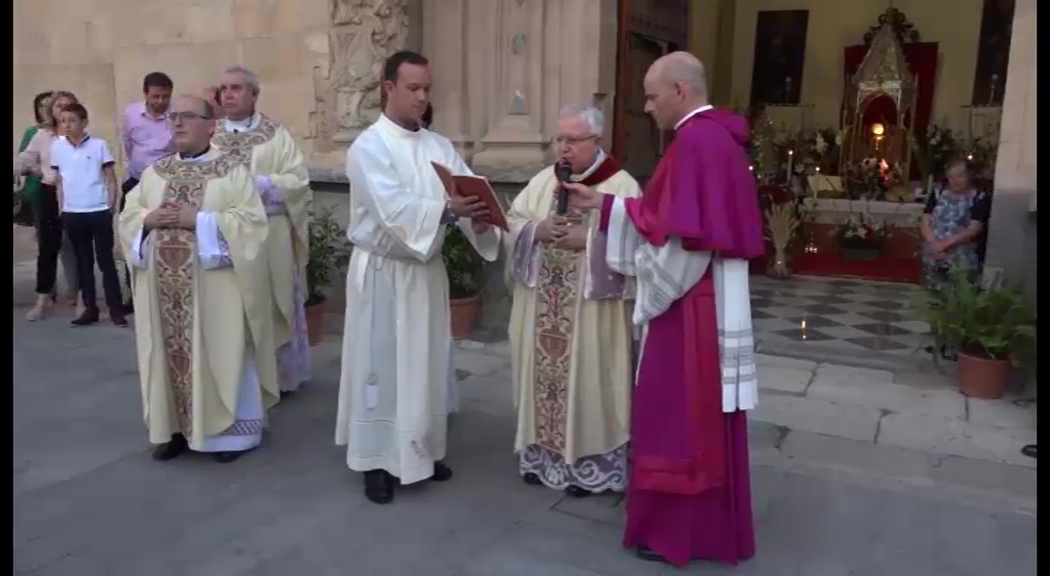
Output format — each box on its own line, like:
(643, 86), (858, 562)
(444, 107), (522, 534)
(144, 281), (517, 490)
(441, 203), (458, 226)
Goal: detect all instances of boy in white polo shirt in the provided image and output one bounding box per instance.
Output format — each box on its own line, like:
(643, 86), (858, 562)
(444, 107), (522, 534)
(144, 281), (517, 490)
(50, 103), (126, 326)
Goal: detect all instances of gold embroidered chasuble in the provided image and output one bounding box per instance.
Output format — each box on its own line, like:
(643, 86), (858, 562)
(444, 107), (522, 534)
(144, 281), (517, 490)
(505, 166), (641, 463)
(212, 114), (312, 346)
(118, 152), (280, 447)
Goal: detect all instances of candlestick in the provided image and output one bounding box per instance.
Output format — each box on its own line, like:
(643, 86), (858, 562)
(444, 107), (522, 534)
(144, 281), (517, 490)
(786, 149), (794, 180)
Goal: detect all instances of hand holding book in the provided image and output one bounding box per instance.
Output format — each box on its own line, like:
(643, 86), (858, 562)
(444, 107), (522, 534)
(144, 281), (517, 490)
(431, 162), (508, 231)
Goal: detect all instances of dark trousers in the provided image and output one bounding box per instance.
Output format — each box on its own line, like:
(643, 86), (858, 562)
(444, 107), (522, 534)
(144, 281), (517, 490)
(62, 210), (123, 312)
(33, 184), (64, 295)
(120, 178), (140, 304)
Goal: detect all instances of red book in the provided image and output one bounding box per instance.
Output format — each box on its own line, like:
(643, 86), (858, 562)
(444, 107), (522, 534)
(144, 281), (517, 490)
(431, 162), (508, 232)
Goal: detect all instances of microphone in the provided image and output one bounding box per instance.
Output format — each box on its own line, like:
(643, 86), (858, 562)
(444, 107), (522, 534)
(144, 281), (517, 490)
(555, 161), (572, 215)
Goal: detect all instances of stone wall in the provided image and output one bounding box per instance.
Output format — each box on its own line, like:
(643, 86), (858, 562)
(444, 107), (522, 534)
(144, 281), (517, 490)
(985, 0), (1036, 306)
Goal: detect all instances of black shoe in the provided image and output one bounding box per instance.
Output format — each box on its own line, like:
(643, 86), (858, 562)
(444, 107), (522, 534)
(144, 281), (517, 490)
(1022, 444), (1037, 459)
(522, 472), (543, 486)
(71, 308), (100, 326)
(280, 390), (296, 399)
(432, 461), (453, 482)
(636, 546), (670, 564)
(151, 434), (188, 461)
(214, 451), (246, 464)
(565, 485), (592, 498)
(110, 308), (128, 327)
(364, 470), (395, 504)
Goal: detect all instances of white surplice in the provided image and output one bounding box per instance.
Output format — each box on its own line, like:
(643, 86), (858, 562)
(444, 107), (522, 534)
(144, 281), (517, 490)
(335, 114), (500, 485)
(604, 197), (758, 412)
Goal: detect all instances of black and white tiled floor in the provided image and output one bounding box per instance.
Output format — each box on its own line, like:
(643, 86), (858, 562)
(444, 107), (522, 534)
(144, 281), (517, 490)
(750, 275), (930, 356)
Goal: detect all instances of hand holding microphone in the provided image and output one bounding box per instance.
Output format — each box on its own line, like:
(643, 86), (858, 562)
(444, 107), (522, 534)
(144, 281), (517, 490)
(555, 161), (572, 215)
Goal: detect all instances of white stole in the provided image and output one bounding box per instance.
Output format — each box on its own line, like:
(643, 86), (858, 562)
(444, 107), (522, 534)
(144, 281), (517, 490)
(605, 197), (758, 412)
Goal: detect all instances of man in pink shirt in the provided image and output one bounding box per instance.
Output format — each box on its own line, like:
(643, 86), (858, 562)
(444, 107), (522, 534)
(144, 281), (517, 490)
(119, 71), (176, 311)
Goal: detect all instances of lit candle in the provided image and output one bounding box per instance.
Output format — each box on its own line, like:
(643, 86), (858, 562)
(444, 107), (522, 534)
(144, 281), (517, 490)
(967, 154), (973, 161)
(787, 149), (794, 179)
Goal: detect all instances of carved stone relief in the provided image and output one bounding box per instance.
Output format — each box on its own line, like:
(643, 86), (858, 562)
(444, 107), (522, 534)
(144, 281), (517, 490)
(312, 0), (409, 148)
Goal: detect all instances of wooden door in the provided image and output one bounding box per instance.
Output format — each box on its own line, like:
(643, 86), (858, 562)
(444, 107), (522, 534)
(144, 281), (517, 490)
(612, 0), (690, 186)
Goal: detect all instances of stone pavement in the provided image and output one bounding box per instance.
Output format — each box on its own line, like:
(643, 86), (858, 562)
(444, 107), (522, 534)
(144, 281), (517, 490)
(13, 307), (1037, 576)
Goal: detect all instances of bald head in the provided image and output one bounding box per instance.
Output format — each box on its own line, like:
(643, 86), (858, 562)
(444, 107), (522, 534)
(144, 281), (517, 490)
(649, 52), (708, 98)
(643, 51), (710, 130)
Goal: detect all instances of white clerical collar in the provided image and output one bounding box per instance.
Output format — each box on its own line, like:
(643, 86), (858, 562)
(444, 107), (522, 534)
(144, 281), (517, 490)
(177, 147), (216, 163)
(223, 113), (260, 133)
(571, 149), (607, 182)
(377, 113), (425, 138)
(674, 104), (713, 130)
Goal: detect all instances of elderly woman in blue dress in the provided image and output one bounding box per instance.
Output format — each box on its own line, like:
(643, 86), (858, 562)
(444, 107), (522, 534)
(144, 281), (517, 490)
(921, 157), (991, 289)
(920, 157), (992, 359)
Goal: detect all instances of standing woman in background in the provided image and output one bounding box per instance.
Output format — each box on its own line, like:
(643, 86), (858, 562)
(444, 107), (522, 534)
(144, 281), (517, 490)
(15, 91), (82, 320)
(14, 91), (52, 227)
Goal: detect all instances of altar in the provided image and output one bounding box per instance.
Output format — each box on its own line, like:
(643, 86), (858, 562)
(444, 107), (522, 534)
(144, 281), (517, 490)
(754, 8), (945, 286)
(791, 198), (924, 284)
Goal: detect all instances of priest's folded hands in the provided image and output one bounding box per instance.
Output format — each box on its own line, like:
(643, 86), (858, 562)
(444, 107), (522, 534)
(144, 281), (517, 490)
(561, 182), (604, 211)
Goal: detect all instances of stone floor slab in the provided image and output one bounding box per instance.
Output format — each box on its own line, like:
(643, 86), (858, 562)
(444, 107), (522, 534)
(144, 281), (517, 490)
(756, 364), (812, 395)
(806, 375), (966, 420)
(750, 394), (881, 442)
(876, 412), (1037, 469)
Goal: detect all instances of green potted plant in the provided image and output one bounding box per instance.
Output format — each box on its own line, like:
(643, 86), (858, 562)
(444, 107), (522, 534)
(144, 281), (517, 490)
(911, 268), (1037, 399)
(304, 206), (351, 346)
(443, 226), (484, 339)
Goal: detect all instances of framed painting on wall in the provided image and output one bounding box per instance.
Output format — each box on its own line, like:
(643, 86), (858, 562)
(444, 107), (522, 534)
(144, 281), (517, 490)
(749, 10), (810, 107)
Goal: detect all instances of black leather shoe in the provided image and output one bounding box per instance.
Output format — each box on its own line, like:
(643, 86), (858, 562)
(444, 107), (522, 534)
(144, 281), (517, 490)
(71, 308), (100, 326)
(565, 485), (592, 498)
(365, 470), (395, 504)
(636, 546), (670, 564)
(522, 472), (542, 486)
(431, 461), (453, 482)
(151, 434), (188, 461)
(214, 451), (246, 464)
(1022, 444), (1037, 459)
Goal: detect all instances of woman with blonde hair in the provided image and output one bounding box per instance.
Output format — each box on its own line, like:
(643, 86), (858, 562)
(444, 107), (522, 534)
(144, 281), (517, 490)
(15, 90), (83, 320)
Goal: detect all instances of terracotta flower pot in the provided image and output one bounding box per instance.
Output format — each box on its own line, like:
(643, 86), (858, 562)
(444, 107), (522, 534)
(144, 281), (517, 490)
(956, 350), (1011, 399)
(450, 295), (481, 340)
(305, 300), (326, 347)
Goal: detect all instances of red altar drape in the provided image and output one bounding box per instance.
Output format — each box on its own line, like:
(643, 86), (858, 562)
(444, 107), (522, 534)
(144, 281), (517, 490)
(843, 42), (938, 179)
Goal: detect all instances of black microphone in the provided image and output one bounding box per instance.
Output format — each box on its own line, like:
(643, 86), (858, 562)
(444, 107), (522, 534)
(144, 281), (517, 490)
(555, 161), (572, 215)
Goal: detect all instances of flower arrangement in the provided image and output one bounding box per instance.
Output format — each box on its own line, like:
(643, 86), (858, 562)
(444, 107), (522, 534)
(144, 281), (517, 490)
(810, 127), (843, 175)
(833, 209), (888, 253)
(843, 157), (889, 200)
(912, 123), (962, 186)
(764, 202), (800, 279)
(964, 136), (998, 188)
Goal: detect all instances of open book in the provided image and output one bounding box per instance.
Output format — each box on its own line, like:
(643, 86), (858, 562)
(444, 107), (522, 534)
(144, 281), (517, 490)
(431, 162), (508, 232)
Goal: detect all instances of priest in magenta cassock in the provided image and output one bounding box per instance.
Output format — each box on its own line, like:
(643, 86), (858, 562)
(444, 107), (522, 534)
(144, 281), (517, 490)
(564, 51), (760, 568)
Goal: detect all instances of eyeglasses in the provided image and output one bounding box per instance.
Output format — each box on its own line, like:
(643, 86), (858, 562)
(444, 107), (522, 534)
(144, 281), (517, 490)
(553, 135), (598, 146)
(166, 111), (213, 124)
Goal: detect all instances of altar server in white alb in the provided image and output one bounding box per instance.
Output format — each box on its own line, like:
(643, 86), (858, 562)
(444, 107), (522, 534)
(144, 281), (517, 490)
(336, 50), (500, 504)
(214, 65), (313, 396)
(119, 95), (279, 464)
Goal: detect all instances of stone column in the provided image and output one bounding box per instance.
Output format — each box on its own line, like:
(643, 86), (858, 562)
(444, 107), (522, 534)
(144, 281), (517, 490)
(985, 0), (1036, 300)
(423, 0), (616, 183)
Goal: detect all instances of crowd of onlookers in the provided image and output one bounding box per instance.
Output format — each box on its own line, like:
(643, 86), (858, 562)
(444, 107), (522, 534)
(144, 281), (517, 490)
(13, 73), (186, 326)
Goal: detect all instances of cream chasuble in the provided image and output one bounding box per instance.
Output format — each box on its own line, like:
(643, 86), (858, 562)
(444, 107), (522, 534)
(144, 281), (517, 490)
(336, 114), (500, 485)
(505, 155), (640, 491)
(119, 150), (280, 452)
(213, 113), (313, 392)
